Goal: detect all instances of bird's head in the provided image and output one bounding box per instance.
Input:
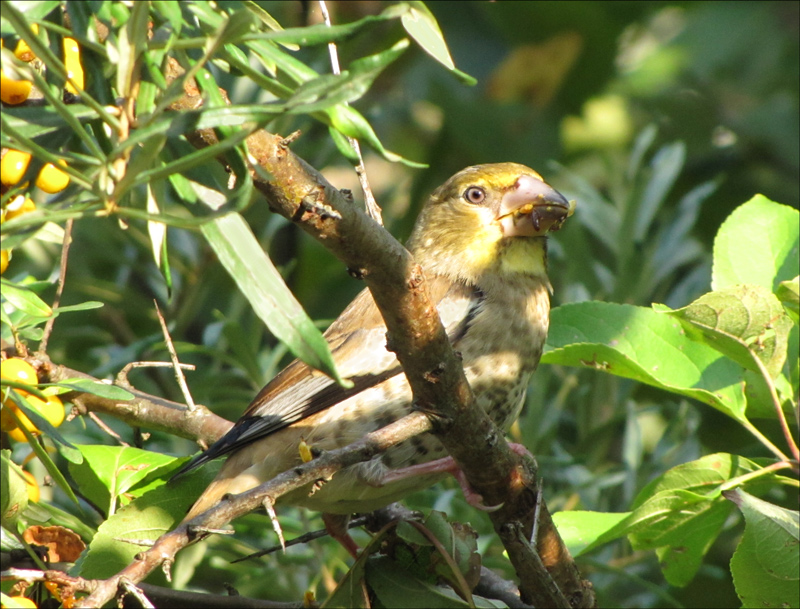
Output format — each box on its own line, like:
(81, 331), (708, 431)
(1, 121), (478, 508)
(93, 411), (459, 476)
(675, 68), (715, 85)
(407, 163), (574, 284)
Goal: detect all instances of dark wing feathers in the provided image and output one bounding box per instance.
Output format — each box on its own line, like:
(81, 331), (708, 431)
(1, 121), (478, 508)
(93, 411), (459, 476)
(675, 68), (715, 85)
(173, 278), (482, 478)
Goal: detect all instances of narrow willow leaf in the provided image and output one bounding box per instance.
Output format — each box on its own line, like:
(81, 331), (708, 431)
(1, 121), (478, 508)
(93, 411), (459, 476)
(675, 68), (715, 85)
(400, 2), (476, 85)
(201, 214), (348, 385)
(0, 280), (53, 317)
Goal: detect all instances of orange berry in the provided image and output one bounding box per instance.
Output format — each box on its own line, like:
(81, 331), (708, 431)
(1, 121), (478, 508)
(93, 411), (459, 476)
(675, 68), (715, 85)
(63, 37), (84, 95)
(35, 160), (69, 193)
(4, 195), (36, 220)
(0, 250), (9, 274)
(1, 149), (32, 186)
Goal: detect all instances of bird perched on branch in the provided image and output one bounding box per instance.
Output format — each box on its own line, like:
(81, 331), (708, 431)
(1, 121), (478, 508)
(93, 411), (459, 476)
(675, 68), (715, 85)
(176, 162), (573, 525)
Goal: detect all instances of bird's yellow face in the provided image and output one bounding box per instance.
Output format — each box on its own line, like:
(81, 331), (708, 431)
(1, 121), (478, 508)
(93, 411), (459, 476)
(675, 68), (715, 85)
(407, 163), (573, 283)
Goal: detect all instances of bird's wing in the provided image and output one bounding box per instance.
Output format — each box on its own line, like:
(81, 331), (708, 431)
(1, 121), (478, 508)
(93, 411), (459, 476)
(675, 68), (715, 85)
(174, 276), (481, 477)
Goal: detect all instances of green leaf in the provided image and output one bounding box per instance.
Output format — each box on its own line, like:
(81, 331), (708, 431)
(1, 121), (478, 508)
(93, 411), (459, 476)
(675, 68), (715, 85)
(366, 556), (500, 608)
(630, 489), (732, 587)
(68, 445), (177, 516)
(552, 510), (631, 557)
(1, 105), (101, 140)
(1, 451), (28, 527)
(712, 196), (800, 293)
(54, 378), (135, 401)
(543, 302), (748, 421)
(325, 104), (427, 168)
(0, 280), (53, 317)
(400, 2), (476, 85)
(776, 276), (799, 324)
(725, 488), (799, 609)
(201, 213), (348, 385)
(666, 284), (792, 378)
(78, 462), (215, 578)
(634, 141), (685, 241)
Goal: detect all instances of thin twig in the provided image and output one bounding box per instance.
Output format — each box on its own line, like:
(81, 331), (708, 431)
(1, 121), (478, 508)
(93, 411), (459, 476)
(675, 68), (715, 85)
(87, 411), (130, 446)
(39, 218), (73, 353)
(318, 0), (382, 224)
(154, 301), (196, 411)
(751, 349), (799, 465)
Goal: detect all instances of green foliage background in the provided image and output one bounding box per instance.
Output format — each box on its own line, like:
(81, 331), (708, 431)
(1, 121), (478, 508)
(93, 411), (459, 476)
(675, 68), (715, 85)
(1, 1), (798, 607)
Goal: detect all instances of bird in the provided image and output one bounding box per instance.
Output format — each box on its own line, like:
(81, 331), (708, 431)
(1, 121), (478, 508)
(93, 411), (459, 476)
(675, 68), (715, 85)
(176, 162), (573, 527)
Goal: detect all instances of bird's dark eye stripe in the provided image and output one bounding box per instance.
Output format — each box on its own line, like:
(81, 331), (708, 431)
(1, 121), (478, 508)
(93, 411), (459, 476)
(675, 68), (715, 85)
(464, 186), (485, 204)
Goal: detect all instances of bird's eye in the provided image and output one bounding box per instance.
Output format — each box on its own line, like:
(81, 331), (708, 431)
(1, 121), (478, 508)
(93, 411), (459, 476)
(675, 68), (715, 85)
(464, 186), (485, 204)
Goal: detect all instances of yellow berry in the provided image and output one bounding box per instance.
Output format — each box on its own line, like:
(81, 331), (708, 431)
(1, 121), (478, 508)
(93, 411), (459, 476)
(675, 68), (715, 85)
(2, 595), (38, 608)
(0, 250), (9, 274)
(0, 404), (19, 431)
(41, 393), (65, 427)
(63, 37), (84, 95)
(14, 24), (40, 63)
(1, 149), (32, 186)
(21, 470), (40, 503)
(1, 357), (38, 386)
(5, 394), (65, 442)
(35, 160), (70, 193)
(0, 70), (32, 105)
(4, 195), (36, 220)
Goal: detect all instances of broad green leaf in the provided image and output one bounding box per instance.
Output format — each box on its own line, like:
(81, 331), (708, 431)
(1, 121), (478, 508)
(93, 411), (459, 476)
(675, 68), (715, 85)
(552, 510), (631, 556)
(776, 276), (799, 323)
(543, 302), (748, 421)
(68, 445), (177, 516)
(366, 556), (500, 608)
(1, 452), (28, 527)
(712, 196), (799, 293)
(626, 454), (770, 586)
(666, 284), (792, 378)
(725, 489), (799, 609)
(630, 489), (732, 587)
(78, 462), (216, 578)
(201, 213), (347, 384)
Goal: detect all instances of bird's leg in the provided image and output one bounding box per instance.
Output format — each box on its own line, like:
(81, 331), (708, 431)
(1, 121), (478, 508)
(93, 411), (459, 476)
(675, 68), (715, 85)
(322, 513), (360, 559)
(380, 443), (532, 511)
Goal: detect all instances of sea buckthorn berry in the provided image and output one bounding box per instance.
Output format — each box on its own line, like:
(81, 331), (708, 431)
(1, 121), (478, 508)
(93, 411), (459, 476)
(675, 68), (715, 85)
(2, 595), (38, 608)
(4, 195), (36, 220)
(1, 357), (38, 387)
(36, 160), (70, 193)
(0, 68), (32, 105)
(14, 24), (40, 62)
(0, 250), (9, 274)
(1, 149), (32, 186)
(63, 37), (84, 94)
(21, 470), (40, 502)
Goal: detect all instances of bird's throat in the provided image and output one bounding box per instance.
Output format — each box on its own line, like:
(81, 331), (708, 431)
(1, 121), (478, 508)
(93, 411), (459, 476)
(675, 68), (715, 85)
(499, 237), (548, 278)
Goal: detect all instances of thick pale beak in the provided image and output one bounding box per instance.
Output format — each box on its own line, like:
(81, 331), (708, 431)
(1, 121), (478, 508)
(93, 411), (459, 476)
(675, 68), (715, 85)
(497, 174), (575, 237)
